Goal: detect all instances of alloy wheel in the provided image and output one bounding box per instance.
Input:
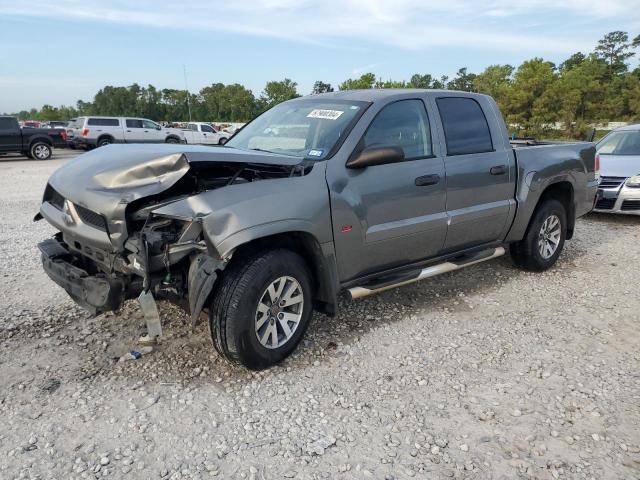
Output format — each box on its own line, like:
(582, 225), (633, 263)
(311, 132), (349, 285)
(255, 276), (304, 349)
(538, 214), (561, 259)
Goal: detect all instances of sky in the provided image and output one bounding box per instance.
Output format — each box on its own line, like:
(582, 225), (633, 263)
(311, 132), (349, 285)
(1, 0), (640, 112)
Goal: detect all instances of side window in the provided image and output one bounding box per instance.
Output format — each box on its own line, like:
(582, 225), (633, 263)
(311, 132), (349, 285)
(363, 100), (432, 159)
(201, 124), (215, 133)
(142, 119), (158, 129)
(0, 118), (18, 129)
(188, 124), (198, 131)
(126, 119), (143, 128)
(436, 97), (493, 156)
(88, 118), (119, 126)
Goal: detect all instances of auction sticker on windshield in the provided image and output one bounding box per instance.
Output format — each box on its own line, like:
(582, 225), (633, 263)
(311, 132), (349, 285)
(307, 109), (344, 120)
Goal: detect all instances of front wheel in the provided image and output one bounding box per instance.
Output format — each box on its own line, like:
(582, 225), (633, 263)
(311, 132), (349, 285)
(510, 198), (566, 271)
(209, 249), (313, 370)
(30, 142), (52, 160)
(218, 137), (228, 145)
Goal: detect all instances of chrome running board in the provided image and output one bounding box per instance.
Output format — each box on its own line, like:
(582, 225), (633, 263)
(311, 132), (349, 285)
(348, 247), (506, 299)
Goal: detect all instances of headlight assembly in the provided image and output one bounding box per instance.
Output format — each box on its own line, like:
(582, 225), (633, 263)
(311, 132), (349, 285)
(626, 175), (640, 188)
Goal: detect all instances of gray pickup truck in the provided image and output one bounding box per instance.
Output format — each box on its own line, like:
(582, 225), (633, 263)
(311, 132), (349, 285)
(36, 90), (598, 369)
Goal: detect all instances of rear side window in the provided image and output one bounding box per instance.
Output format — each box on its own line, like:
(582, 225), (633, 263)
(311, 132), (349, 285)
(88, 118), (119, 127)
(436, 97), (493, 156)
(363, 99), (432, 159)
(0, 118), (18, 129)
(126, 119), (143, 128)
(201, 124), (215, 133)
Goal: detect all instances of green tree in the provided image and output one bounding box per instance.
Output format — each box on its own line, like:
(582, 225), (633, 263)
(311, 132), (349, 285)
(260, 79), (300, 109)
(473, 65), (513, 106)
(339, 73), (376, 90)
(312, 81), (334, 94)
(539, 56), (607, 137)
(374, 78), (406, 88)
(559, 52), (587, 72)
(407, 74), (436, 89)
(595, 31), (635, 77)
(503, 58), (557, 136)
(447, 68), (477, 92)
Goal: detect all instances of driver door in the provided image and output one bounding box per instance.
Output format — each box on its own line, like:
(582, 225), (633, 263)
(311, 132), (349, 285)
(328, 99), (448, 281)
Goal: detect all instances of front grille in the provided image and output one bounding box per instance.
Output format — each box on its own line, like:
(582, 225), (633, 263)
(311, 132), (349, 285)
(74, 204), (107, 231)
(621, 200), (640, 211)
(595, 198), (616, 210)
(598, 176), (626, 189)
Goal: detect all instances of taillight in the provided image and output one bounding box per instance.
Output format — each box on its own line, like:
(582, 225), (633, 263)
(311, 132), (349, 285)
(60, 130), (67, 141)
(82, 128), (89, 137)
(595, 153), (600, 181)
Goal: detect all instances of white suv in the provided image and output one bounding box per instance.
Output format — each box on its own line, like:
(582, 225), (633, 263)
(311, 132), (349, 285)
(68, 117), (185, 149)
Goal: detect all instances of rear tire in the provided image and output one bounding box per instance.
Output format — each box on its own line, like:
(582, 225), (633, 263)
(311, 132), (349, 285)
(30, 142), (52, 160)
(510, 198), (566, 271)
(165, 137), (179, 144)
(97, 136), (113, 147)
(209, 249), (313, 370)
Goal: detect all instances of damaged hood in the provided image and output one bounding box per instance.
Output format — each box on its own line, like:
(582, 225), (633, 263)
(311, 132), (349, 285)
(47, 143), (302, 216)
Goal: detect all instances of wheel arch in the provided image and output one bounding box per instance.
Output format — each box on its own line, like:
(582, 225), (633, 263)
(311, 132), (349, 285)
(226, 231), (339, 317)
(96, 134), (115, 145)
(536, 181), (575, 239)
(29, 135), (53, 148)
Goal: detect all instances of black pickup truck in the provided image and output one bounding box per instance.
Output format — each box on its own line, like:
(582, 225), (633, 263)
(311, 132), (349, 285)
(0, 116), (67, 160)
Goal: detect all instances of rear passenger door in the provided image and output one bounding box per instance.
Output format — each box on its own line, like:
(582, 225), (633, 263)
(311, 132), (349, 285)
(0, 117), (21, 152)
(433, 96), (515, 250)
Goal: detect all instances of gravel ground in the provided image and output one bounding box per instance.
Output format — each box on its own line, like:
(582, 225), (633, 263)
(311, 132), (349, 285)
(1, 152), (639, 479)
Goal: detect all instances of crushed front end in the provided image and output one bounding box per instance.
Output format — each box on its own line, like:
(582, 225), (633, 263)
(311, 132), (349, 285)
(35, 144), (307, 322)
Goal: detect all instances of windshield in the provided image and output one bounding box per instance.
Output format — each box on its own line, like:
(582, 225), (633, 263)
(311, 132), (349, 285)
(597, 130), (640, 155)
(227, 99), (369, 159)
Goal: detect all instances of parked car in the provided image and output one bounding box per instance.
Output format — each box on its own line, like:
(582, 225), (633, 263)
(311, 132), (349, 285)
(182, 122), (230, 145)
(36, 90), (597, 369)
(22, 120), (41, 128)
(67, 116), (185, 149)
(0, 116), (67, 159)
(594, 124), (640, 215)
(44, 120), (69, 129)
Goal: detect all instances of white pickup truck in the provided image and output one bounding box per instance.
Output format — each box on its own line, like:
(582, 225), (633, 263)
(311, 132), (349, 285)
(182, 122), (230, 145)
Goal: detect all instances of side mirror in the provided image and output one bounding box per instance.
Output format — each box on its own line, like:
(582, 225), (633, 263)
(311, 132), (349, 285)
(346, 145), (405, 169)
(156, 125), (162, 130)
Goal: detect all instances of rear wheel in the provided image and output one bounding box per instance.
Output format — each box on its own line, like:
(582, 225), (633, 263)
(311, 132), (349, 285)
(209, 249), (313, 370)
(510, 198), (566, 271)
(165, 137), (179, 144)
(97, 136), (113, 147)
(30, 142), (52, 160)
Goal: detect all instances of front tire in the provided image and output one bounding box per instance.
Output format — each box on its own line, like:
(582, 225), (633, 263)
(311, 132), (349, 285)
(510, 198), (566, 271)
(209, 249), (313, 370)
(30, 142), (52, 160)
(218, 137), (228, 145)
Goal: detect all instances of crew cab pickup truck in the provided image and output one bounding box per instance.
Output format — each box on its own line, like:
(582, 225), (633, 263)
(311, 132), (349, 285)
(36, 90), (598, 369)
(0, 116), (67, 159)
(182, 122), (231, 145)
(68, 116), (185, 149)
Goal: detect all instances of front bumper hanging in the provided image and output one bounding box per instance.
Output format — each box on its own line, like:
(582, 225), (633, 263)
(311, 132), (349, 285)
(38, 238), (126, 315)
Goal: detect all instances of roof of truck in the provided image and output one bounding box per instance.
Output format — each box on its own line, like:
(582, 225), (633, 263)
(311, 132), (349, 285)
(300, 89), (489, 102)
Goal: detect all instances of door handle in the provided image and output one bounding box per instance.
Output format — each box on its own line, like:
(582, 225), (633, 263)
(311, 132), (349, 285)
(415, 174), (440, 186)
(126, 130), (132, 132)
(490, 165), (507, 175)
